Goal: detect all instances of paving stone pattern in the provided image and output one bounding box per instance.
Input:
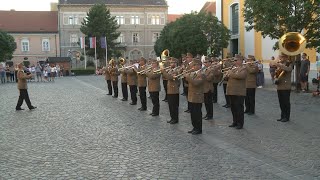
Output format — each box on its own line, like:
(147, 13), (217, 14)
(0, 75), (319, 179)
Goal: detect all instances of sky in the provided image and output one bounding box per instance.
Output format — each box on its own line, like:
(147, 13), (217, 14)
(0, 0), (210, 14)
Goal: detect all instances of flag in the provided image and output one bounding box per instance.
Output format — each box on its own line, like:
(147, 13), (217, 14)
(89, 37), (96, 48)
(100, 37), (106, 48)
(80, 37), (85, 49)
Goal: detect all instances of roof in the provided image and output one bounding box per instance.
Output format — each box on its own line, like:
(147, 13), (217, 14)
(59, 0), (167, 6)
(167, 14), (183, 23)
(0, 11), (58, 33)
(47, 57), (71, 63)
(200, 2), (216, 15)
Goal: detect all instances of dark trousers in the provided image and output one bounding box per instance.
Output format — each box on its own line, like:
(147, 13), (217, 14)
(139, 86), (147, 109)
(129, 85), (137, 103)
(10, 74), (14, 82)
(121, 83), (128, 100)
(15, 71), (18, 83)
(190, 102), (202, 131)
(16, 89), (32, 109)
(245, 88), (256, 113)
(150, 92), (159, 115)
(163, 80), (168, 100)
(112, 81), (118, 97)
(204, 91), (213, 118)
(277, 90), (291, 120)
(186, 87), (190, 110)
(229, 95), (245, 127)
(167, 94), (179, 121)
(107, 80), (112, 94)
(213, 83), (218, 102)
(182, 78), (187, 94)
(223, 83), (230, 105)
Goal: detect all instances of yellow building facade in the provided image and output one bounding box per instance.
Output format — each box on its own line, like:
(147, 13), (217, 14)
(214, 0), (318, 64)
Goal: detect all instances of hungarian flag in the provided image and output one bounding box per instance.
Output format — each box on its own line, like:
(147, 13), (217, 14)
(89, 37), (96, 48)
(100, 37), (107, 48)
(79, 37), (85, 49)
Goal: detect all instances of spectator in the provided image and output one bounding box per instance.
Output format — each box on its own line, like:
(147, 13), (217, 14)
(31, 65), (36, 82)
(9, 65), (15, 82)
(269, 56), (277, 84)
(35, 63), (42, 82)
(51, 65), (56, 82)
(256, 60), (265, 88)
(46, 65), (51, 81)
(0, 64), (5, 83)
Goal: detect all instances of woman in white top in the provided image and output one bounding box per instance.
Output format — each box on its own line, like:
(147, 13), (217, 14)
(51, 65), (56, 82)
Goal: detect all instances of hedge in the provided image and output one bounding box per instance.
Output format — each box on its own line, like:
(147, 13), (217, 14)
(71, 68), (95, 75)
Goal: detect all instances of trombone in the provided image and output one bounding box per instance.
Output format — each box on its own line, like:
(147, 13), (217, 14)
(118, 63), (138, 71)
(137, 66), (152, 75)
(153, 66), (171, 74)
(173, 69), (194, 80)
(221, 67), (233, 73)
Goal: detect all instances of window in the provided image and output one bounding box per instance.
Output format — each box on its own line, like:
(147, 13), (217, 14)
(151, 15), (160, 25)
(21, 39), (29, 52)
(117, 33), (125, 43)
(70, 34), (78, 46)
(152, 33), (159, 43)
(42, 39), (50, 51)
(231, 4), (239, 35)
(68, 17), (73, 25)
(131, 16), (140, 24)
(116, 16), (125, 25)
(132, 33), (139, 43)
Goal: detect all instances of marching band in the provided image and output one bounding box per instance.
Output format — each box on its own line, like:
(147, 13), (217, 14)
(101, 50), (295, 135)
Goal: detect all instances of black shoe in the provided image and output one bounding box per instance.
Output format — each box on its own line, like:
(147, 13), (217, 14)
(202, 115), (208, 119)
(121, 98), (128, 101)
(16, 108), (25, 111)
(149, 113), (154, 115)
(277, 118), (283, 121)
(192, 130), (202, 135)
(138, 107), (142, 110)
(188, 129), (194, 133)
(247, 112), (254, 115)
(112, 96), (118, 98)
(181, 93), (186, 96)
(204, 117), (213, 120)
(170, 120), (178, 124)
(139, 108), (147, 111)
(244, 110), (249, 114)
(236, 126), (243, 129)
(225, 105), (231, 108)
(184, 109), (190, 113)
(130, 102), (137, 105)
(164, 99), (168, 102)
(228, 124), (237, 127)
(148, 96), (151, 99)
(167, 119), (173, 123)
(152, 114), (159, 116)
(107, 93), (112, 95)
(281, 118), (289, 122)
(29, 106), (37, 110)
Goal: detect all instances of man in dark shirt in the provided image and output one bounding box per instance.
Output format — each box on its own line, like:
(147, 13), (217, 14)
(300, 53), (310, 92)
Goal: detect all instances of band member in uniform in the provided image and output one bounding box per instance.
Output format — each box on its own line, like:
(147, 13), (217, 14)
(226, 55), (247, 129)
(104, 64), (112, 95)
(146, 60), (161, 116)
(180, 54), (187, 96)
(162, 58), (180, 124)
(127, 60), (138, 105)
(162, 60), (169, 102)
(16, 63), (37, 110)
(119, 59), (128, 101)
(183, 53), (194, 113)
(109, 60), (120, 98)
(244, 55), (258, 115)
(135, 57), (148, 111)
(222, 58), (233, 108)
(202, 57), (214, 120)
(185, 59), (205, 135)
(274, 53), (293, 122)
(211, 57), (222, 103)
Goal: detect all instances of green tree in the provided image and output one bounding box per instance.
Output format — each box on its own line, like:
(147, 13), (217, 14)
(0, 30), (16, 62)
(243, 0), (320, 52)
(80, 3), (120, 64)
(155, 12), (230, 58)
(243, 0), (320, 90)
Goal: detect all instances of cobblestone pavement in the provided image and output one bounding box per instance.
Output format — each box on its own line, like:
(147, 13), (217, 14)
(0, 76), (319, 179)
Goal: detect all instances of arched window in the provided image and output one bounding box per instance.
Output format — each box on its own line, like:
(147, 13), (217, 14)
(130, 49), (142, 60)
(231, 3), (239, 35)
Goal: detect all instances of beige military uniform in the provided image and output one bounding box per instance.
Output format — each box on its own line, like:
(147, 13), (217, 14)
(246, 64), (258, 88)
(276, 63), (293, 90)
(17, 70), (29, 89)
(185, 72), (205, 103)
(223, 60), (233, 84)
(212, 64), (222, 84)
(226, 66), (247, 96)
(119, 69), (127, 83)
(146, 69), (161, 92)
(203, 68), (214, 93)
(109, 67), (120, 82)
(162, 68), (180, 94)
(136, 65), (147, 87)
(103, 67), (111, 81)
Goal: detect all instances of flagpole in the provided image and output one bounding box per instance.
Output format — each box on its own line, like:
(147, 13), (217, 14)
(104, 36), (108, 66)
(94, 37), (97, 70)
(84, 37), (87, 70)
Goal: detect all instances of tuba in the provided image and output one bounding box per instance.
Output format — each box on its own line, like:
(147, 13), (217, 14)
(275, 32), (307, 84)
(119, 57), (126, 68)
(161, 49), (170, 62)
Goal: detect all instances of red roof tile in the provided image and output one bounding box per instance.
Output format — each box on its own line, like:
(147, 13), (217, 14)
(0, 11), (58, 33)
(200, 2), (216, 15)
(167, 14), (183, 23)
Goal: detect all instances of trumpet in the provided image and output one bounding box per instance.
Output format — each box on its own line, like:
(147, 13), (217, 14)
(118, 64), (137, 71)
(153, 66), (171, 74)
(221, 67), (233, 73)
(243, 61), (258, 65)
(137, 66), (152, 75)
(173, 69), (194, 80)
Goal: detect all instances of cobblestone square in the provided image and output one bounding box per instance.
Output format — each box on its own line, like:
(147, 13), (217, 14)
(0, 75), (319, 179)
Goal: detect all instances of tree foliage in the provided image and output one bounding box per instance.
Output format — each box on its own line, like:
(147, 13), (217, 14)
(243, 0), (320, 52)
(80, 3), (120, 62)
(0, 30), (16, 62)
(155, 12), (230, 58)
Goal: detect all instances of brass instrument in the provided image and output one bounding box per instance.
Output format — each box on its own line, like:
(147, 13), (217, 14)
(161, 49), (170, 61)
(173, 69), (194, 80)
(192, 66), (206, 79)
(137, 66), (152, 75)
(221, 67), (233, 73)
(275, 32), (307, 84)
(118, 64), (137, 71)
(219, 66), (236, 86)
(153, 66), (171, 74)
(119, 58), (126, 67)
